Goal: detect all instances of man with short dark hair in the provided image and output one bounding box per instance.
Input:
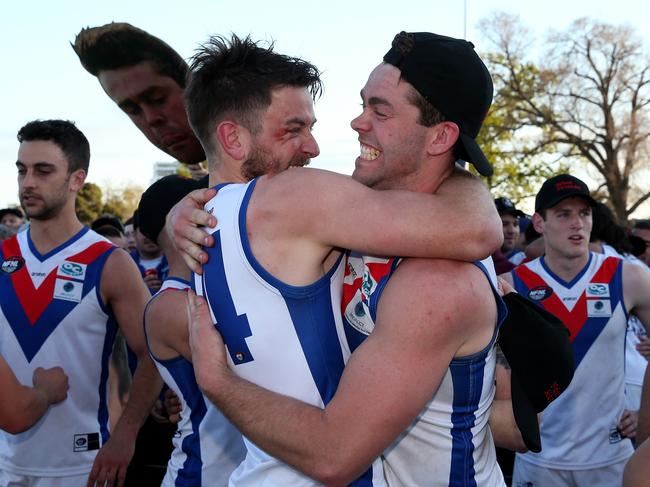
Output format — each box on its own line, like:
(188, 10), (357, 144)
(73, 23), (205, 167)
(0, 120), (162, 486)
(502, 174), (650, 486)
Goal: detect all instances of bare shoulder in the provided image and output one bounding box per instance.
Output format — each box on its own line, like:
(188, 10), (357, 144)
(623, 261), (650, 304)
(145, 290), (190, 359)
(100, 248), (148, 300)
(380, 258), (496, 336)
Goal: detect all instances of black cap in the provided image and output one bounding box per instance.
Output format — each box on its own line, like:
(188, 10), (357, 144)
(137, 175), (201, 244)
(91, 215), (125, 235)
(383, 32), (494, 176)
(495, 197), (525, 218)
(0, 208), (24, 220)
(499, 292), (575, 453)
(535, 174), (596, 212)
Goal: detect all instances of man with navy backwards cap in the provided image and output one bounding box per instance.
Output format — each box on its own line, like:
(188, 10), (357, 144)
(502, 174), (650, 486)
(188, 32), (512, 486)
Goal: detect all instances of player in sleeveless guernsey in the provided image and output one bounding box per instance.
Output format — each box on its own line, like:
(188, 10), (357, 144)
(182, 34), (512, 487)
(0, 120), (163, 486)
(501, 174), (650, 487)
(138, 175), (246, 486)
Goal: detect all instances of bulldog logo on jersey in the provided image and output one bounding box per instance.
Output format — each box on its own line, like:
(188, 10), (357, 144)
(528, 285), (553, 301)
(1, 256), (24, 274)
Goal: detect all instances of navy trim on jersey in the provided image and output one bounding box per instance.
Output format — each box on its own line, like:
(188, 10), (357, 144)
(27, 227), (90, 262)
(159, 357), (207, 486)
(0, 243), (115, 362)
(540, 253), (593, 288)
(98, 314), (118, 445)
(94, 246), (118, 316)
(237, 178), (345, 299)
(448, 358), (483, 487)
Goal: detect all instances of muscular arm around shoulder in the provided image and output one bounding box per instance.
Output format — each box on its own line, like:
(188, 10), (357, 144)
(0, 357), (68, 434)
(88, 249), (164, 487)
(190, 258), (497, 486)
(172, 168), (502, 273)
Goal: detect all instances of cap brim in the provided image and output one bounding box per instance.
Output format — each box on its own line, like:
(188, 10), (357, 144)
(458, 133), (493, 177)
(499, 209), (526, 218)
(511, 372), (542, 453)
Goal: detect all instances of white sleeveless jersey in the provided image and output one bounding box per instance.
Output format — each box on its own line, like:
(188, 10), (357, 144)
(341, 254), (507, 487)
(195, 180), (387, 487)
(0, 228), (117, 476)
(146, 278), (246, 487)
(512, 252), (634, 469)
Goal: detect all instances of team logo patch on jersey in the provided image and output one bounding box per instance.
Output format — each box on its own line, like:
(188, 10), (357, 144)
(73, 433), (100, 452)
(53, 278), (83, 303)
(528, 285), (553, 301)
(57, 262), (87, 280)
(587, 299), (612, 317)
(586, 283), (609, 298)
(1, 256), (24, 274)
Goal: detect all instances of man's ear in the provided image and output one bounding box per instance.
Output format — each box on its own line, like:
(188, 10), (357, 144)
(69, 169), (86, 192)
(215, 121), (250, 161)
(532, 212), (545, 235)
(426, 121), (460, 157)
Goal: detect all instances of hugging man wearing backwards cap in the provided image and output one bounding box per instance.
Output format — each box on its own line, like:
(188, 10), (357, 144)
(502, 174), (650, 487)
(181, 31), (572, 487)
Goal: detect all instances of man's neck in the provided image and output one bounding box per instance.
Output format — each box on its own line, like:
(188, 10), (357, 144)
(542, 250), (591, 283)
(28, 212), (84, 256)
(208, 156), (248, 187)
(138, 249), (162, 261)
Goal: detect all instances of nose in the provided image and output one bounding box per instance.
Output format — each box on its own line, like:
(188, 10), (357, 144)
(302, 132), (320, 158)
(351, 110), (370, 133)
(20, 168), (36, 189)
(141, 105), (166, 126)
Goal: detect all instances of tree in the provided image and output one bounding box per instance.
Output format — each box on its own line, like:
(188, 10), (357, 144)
(102, 183), (144, 221)
(76, 182), (103, 225)
(478, 13), (650, 221)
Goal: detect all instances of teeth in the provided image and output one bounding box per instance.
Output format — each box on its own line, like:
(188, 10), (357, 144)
(360, 144), (380, 161)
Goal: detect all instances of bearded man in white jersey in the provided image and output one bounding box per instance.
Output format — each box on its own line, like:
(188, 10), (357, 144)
(174, 32), (521, 486)
(0, 120), (162, 487)
(501, 174), (650, 487)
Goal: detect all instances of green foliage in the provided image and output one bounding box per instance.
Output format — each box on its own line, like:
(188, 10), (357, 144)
(76, 182), (144, 225)
(76, 182), (103, 225)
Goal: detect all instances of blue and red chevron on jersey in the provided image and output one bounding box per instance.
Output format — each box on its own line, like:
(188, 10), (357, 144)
(0, 232), (114, 362)
(0, 227), (122, 477)
(512, 254), (624, 367)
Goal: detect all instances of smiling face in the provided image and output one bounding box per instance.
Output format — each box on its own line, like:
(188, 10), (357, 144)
(350, 63), (431, 191)
(16, 141), (85, 221)
(242, 86), (320, 179)
(98, 61), (205, 164)
(534, 196), (593, 261)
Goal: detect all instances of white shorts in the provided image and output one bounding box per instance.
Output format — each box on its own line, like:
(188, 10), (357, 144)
(625, 383), (642, 412)
(512, 457), (626, 487)
(0, 471), (88, 487)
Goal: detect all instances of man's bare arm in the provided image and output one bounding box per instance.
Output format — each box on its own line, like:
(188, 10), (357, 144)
(88, 249), (164, 487)
(260, 167), (501, 261)
(0, 359), (68, 434)
(170, 169), (501, 273)
(189, 259), (492, 485)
